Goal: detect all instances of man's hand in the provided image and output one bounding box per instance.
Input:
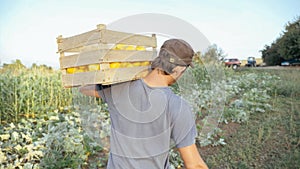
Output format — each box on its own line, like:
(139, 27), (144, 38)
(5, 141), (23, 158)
(79, 85), (100, 98)
(178, 144), (208, 169)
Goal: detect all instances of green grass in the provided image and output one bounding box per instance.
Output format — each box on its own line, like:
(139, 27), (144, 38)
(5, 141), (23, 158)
(201, 68), (300, 169)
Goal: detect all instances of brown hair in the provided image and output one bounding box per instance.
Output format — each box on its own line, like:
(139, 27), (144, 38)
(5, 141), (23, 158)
(151, 50), (177, 75)
(151, 39), (194, 75)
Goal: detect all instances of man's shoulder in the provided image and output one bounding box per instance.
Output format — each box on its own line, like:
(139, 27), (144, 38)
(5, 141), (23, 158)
(112, 79), (141, 88)
(168, 93), (190, 112)
(168, 92), (187, 103)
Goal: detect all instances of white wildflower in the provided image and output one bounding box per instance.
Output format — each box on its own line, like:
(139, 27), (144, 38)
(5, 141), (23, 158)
(14, 144), (23, 151)
(24, 163), (34, 169)
(11, 131), (19, 141)
(14, 158), (21, 167)
(9, 123), (16, 129)
(21, 133), (32, 143)
(0, 151), (7, 163)
(25, 150), (43, 161)
(49, 116), (59, 121)
(0, 134), (10, 141)
(24, 144), (34, 151)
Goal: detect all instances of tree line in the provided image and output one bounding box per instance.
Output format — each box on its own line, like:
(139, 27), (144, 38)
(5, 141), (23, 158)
(261, 16), (300, 66)
(1, 59), (53, 71)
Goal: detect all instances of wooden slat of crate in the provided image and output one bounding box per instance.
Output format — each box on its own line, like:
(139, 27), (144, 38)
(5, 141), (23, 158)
(59, 50), (156, 69)
(101, 29), (157, 47)
(58, 44), (109, 53)
(57, 27), (156, 53)
(62, 71), (104, 87)
(102, 66), (149, 85)
(62, 66), (149, 87)
(57, 30), (99, 53)
(102, 50), (156, 62)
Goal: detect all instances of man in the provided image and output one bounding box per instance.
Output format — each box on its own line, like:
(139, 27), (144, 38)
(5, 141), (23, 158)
(80, 39), (208, 169)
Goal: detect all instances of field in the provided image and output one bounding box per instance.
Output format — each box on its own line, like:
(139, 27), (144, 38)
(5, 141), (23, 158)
(200, 68), (300, 169)
(0, 64), (299, 169)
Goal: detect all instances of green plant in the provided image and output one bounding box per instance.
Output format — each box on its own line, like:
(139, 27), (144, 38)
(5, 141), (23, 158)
(40, 112), (86, 169)
(0, 67), (72, 123)
(169, 149), (184, 169)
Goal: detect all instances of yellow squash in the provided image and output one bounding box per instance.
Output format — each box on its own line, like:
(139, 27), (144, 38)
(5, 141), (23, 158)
(88, 64), (100, 71)
(136, 46), (146, 51)
(66, 67), (76, 74)
(110, 62), (121, 69)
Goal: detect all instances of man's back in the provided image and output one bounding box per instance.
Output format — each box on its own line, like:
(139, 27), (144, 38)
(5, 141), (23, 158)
(97, 79), (196, 169)
(80, 38), (208, 169)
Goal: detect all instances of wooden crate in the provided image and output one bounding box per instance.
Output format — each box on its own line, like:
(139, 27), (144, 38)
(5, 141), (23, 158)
(57, 24), (157, 88)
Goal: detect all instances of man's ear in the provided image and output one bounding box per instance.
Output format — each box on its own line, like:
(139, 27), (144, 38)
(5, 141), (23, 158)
(170, 66), (187, 79)
(172, 66), (186, 74)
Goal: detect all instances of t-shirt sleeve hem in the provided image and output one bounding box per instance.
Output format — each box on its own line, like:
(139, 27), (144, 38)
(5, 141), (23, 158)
(176, 139), (196, 148)
(175, 125), (197, 148)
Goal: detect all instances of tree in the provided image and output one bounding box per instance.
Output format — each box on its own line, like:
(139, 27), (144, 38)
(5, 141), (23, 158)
(3, 59), (26, 70)
(278, 17), (300, 60)
(261, 16), (300, 65)
(30, 63), (53, 71)
(202, 44), (227, 62)
(261, 42), (283, 65)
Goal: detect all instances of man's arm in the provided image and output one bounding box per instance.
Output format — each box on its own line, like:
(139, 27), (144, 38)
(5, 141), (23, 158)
(178, 144), (208, 169)
(79, 85), (101, 98)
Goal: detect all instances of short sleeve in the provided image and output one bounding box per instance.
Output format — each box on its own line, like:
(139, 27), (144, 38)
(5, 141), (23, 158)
(176, 124), (197, 148)
(170, 98), (197, 148)
(96, 84), (111, 103)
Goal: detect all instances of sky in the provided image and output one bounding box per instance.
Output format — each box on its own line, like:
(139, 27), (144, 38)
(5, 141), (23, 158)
(0, 0), (299, 68)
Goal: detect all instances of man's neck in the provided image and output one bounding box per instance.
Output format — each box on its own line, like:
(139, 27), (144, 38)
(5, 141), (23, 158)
(143, 69), (174, 87)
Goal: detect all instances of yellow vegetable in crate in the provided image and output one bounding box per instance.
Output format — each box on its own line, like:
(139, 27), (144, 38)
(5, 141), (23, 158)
(136, 46), (146, 51)
(125, 45), (135, 51)
(110, 62), (121, 69)
(132, 62), (141, 67)
(88, 64), (100, 71)
(126, 63), (134, 68)
(66, 67), (76, 74)
(74, 66), (87, 73)
(141, 61), (150, 66)
(74, 68), (81, 73)
(120, 62), (129, 68)
(113, 44), (126, 50)
(80, 66), (87, 71)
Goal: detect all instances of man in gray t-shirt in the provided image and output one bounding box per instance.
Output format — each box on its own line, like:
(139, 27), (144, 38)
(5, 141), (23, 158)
(80, 39), (208, 169)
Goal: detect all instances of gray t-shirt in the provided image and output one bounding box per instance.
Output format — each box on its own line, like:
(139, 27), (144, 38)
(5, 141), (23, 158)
(97, 79), (197, 169)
